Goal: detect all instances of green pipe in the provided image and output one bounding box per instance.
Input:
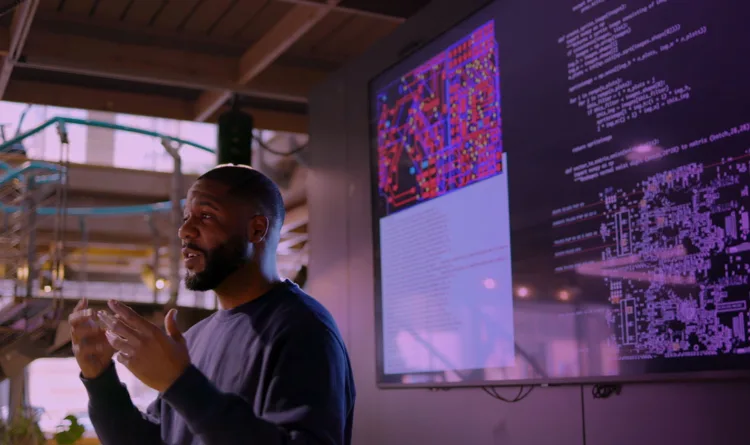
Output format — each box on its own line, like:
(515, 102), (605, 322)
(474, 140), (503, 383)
(0, 116), (215, 154)
(0, 118), (56, 150)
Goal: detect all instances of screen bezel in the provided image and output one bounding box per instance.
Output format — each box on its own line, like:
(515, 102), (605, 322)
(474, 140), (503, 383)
(366, 0), (750, 389)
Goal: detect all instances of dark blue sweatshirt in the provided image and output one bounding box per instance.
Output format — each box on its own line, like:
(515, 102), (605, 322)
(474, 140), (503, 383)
(81, 281), (356, 445)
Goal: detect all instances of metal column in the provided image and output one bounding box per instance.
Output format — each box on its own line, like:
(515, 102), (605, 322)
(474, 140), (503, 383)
(23, 177), (36, 299)
(147, 214), (160, 303)
(7, 370), (26, 422)
(79, 217), (88, 299)
(162, 139), (183, 307)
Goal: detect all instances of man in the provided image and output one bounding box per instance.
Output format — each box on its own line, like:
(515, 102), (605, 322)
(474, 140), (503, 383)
(68, 164), (355, 445)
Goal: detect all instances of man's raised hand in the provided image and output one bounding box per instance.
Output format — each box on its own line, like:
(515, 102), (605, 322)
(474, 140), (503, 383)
(99, 300), (190, 393)
(69, 298), (116, 379)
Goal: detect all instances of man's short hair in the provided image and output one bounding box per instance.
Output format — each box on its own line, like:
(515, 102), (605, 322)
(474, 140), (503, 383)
(198, 164), (286, 230)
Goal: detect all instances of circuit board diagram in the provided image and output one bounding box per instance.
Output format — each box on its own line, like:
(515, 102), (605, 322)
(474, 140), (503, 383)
(593, 155), (750, 359)
(374, 21), (503, 217)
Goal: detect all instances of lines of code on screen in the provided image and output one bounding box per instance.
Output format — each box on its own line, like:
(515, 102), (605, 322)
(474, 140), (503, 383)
(544, 0), (750, 371)
(374, 21), (502, 218)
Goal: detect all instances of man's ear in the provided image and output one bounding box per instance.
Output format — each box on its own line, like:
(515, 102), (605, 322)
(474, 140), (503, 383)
(247, 215), (270, 243)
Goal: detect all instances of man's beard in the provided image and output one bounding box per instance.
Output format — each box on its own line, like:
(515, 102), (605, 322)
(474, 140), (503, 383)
(184, 235), (247, 291)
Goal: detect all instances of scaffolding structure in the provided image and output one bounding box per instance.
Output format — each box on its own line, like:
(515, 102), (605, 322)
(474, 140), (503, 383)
(0, 117), (218, 421)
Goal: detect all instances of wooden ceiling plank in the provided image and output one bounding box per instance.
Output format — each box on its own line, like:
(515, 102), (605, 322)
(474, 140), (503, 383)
(317, 15), (388, 59)
(194, 0), (342, 121)
(122, 0), (166, 26)
(236, 3), (338, 85)
(4, 79), (309, 133)
(236, 1), (291, 42)
(30, 14), (245, 55)
(286, 9), (349, 56)
(275, 0), (405, 24)
(297, 12), (355, 63)
(60, 0), (97, 16)
(194, 91), (230, 121)
(208, 0), (268, 40)
(0, 0), (40, 99)
(91, 0), (131, 21)
(15, 55), (311, 104)
(181, 0), (235, 34)
(16, 27), (325, 102)
(0, 30), (8, 56)
(5, 79), (194, 121)
(22, 28), (236, 80)
(248, 64), (328, 98)
(355, 18), (401, 55)
(150, 0), (201, 30)
(36, 0), (59, 14)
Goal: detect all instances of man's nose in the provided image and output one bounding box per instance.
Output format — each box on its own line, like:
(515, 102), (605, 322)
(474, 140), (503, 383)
(178, 219), (197, 240)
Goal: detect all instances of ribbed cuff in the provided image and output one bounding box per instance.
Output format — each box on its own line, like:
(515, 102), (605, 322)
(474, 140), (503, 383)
(80, 362), (128, 405)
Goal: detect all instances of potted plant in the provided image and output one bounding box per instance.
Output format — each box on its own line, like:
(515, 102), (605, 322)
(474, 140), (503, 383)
(0, 406), (45, 445)
(52, 415), (85, 445)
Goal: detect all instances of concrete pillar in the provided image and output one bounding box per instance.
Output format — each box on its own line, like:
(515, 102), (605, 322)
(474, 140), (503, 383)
(85, 110), (116, 166)
(8, 370), (25, 421)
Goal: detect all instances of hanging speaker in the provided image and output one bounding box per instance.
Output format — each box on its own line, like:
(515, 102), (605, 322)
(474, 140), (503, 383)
(217, 102), (254, 166)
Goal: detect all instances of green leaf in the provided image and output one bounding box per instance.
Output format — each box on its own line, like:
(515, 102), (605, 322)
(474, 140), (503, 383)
(54, 414), (86, 445)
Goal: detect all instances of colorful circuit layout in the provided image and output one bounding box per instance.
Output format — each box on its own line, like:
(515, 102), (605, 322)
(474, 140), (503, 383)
(374, 20), (503, 217)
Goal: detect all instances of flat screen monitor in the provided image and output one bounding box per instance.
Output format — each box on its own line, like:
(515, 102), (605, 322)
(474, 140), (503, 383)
(369, 0), (750, 387)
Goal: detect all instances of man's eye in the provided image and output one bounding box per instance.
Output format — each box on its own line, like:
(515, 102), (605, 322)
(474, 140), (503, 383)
(200, 213), (213, 220)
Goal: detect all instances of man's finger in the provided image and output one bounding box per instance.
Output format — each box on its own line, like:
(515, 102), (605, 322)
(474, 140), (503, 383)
(68, 308), (96, 327)
(114, 351), (133, 368)
(98, 311), (141, 342)
(68, 308), (97, 329)
(73, 298), (87, 312)
(164, 309), (184, 343)
(71, 323), (101, 344)
(105, 331), (137, 356)
(107, 300), (153, 332)
(75, 341), (109, 356)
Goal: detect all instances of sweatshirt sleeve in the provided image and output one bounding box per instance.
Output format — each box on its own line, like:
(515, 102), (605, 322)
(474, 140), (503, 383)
(81, 362), (162, 445)
(161, 324), (350, 445)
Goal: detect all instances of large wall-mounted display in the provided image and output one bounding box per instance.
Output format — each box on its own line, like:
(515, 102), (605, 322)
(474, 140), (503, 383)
(369, 0), (750, 387)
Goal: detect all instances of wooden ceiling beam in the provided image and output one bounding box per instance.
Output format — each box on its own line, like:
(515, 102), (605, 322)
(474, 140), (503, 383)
(0, 28), (9, 56)
(34, 229), (161, 247)
(194, 0), (342, 122)
(275, 0), (406, 23)
(4, 79), (308, 133)
(12, 26), (328, 104)
(282, 205), (309, 235)
(0, 0), (40, 99)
